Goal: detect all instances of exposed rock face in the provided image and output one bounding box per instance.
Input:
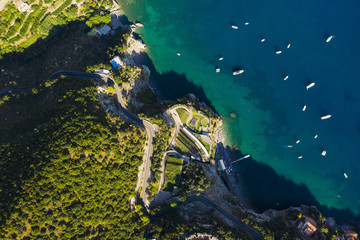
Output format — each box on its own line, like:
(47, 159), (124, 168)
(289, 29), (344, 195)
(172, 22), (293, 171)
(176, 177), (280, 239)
(120, 35), (151, 108)
(121, 65), (150, 108)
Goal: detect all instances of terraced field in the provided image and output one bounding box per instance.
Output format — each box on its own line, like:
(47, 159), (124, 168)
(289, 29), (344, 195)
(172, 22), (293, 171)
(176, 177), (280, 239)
(0, 0), (113, 57)
(163, 156), (183, 192)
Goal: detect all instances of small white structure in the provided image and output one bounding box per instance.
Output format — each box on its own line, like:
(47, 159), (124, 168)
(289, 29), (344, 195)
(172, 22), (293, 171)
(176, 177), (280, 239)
(95, 24), (111, 37)
(110, 56), (124, 69)
(218, 159), (226, 171)
(14, 0), (30, 12)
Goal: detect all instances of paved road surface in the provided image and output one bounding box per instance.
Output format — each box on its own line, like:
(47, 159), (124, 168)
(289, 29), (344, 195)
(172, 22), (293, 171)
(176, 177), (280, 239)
(152, 195), (264, 240)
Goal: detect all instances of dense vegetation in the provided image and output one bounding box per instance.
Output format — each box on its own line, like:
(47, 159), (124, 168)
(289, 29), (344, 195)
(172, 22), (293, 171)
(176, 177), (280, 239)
(0, 77), (148, 239)
(147, 209), (250, 239)
(0, 19), (130, 90)
(178, 162), (210, 200)
(147, 117), (172, 200)
(0, 0), (113, 57)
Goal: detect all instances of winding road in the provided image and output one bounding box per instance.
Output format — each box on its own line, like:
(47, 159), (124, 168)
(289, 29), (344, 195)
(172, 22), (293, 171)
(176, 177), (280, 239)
(48, 70), (155, 205)
(152, 195), (264, 240)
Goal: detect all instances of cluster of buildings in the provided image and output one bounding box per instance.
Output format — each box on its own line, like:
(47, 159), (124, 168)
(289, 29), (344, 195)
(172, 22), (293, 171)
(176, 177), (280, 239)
(88, 12), (126, 38)
(297, 217), (318, 237)
(297, 216), (358, 240)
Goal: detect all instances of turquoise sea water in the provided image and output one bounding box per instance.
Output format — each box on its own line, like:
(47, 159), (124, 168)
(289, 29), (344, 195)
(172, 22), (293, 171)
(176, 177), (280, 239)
(118, 0), (360, 220)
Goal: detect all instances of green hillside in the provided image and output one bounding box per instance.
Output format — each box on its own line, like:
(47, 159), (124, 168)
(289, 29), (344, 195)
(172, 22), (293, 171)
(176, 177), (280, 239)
(0, 77), (148, 239)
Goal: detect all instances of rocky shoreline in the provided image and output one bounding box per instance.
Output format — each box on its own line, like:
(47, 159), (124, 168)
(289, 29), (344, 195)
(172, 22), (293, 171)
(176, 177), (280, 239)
(119, 8), (360, 237)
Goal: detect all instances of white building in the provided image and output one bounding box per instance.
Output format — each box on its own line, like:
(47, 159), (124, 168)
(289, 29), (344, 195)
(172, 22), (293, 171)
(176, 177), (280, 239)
(218, 159), (226, 171)
(13, 0), (30, 12)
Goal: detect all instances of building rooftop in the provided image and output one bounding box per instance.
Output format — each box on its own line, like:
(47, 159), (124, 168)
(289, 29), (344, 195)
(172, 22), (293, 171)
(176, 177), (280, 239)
(298, 217), (317, 236)
(218, 159), (226, 171)
(110, 56), (124, 69)
(189, 117), (198, 127)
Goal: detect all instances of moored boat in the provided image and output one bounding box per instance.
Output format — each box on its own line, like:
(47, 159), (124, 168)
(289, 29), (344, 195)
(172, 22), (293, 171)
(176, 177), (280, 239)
(344, 173), (348, 178)
(233, 69), (244, 75)
(306, 82), (315, 90)
(276, 50), (282, 54)
(231, 25), (238, 29)
(326, 35), (334, 43)
(321, 114), (332, 120)
(284, 75), (289, 80)
(302, 105), (307, 111)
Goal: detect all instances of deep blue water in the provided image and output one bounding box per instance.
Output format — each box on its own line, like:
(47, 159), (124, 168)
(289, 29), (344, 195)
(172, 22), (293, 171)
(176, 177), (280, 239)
(118, 0), (360, 220)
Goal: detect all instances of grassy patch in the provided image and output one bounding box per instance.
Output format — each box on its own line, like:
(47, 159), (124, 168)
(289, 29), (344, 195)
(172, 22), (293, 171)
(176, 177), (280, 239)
(163, 157), (183, 192)
(176, 108), (189, 124)
(194, 114), (209, 129)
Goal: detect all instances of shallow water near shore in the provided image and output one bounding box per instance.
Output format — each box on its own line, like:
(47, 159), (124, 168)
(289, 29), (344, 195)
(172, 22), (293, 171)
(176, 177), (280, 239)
(118, 0), (360, 220)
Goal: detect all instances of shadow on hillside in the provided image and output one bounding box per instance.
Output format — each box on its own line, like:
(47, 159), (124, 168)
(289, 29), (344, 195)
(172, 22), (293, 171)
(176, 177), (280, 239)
(142, 54), (217, 112)
(228, 147), (359, 222)
(0, 20), (129, 90)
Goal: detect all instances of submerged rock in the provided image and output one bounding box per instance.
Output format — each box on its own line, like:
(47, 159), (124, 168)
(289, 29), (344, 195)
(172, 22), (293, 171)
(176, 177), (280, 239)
(230, 112), (237, 118)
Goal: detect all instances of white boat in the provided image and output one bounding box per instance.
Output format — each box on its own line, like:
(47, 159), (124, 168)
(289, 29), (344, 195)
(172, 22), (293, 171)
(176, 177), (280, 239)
(298, 156), (303, 159)
(287, 145), (293, 148)
(306, 82), (315, 90)
(284, 75), (289, 81)
(321, 114), (332, 120)
(219, 57), (224, 61)
(321, 150), (326, 156)
(326, 35), (334, 43)
(216, 68), (220, 73)
(302, 105), (307, 111)
(261, 38), (265, 42)
(287, 43), (291, 49)
(314, 135), (318, 139)
(135, 22), (144, 27)
(296, 140), (300, 144)
(244, 22), (249, 25)
(276, 50), (282, 54)
(344, 173), (348, 178)
(231, 25), (238, 29)
(233, 70), (244, 75)
(177, 52), (181, 56)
